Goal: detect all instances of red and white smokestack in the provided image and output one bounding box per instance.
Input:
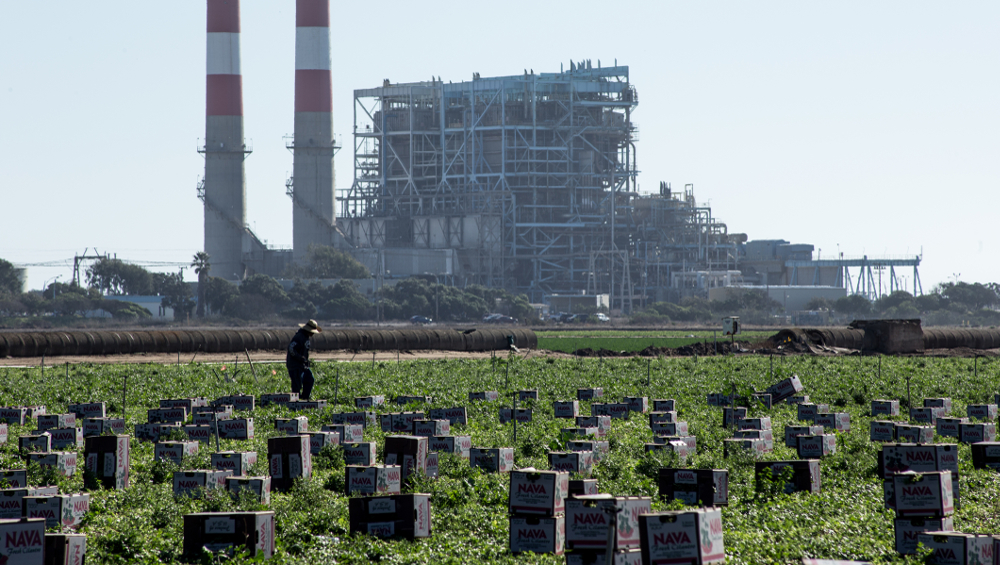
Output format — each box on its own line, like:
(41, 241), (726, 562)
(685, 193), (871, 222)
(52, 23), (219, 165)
(291, 0), (336, 263)
(203, 0), (248, 280)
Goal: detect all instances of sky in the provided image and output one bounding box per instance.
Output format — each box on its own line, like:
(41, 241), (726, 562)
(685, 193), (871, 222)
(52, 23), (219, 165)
(1, 1), (997, 294)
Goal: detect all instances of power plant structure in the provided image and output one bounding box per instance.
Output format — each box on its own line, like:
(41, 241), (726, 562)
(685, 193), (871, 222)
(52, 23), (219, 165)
(193, 2), (920, 312)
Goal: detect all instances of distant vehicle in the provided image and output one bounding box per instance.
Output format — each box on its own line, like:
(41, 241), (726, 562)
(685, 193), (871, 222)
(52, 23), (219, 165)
(482, 313), (503, 322)
(410, 315), (433, 325)
(594, 313), (610, 322)
(485, 314), (516, 324)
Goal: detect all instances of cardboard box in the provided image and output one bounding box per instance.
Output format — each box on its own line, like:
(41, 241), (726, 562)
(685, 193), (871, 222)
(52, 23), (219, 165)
(67, 402), (106, 419)
(274, 417), (308, 435)
(917, 531), (993, 565)
(428, 407), (468, 425)
(924, 397), (952, 412)
(217, 418), (254, 440)
(26, 453), (76, 478)
(797, 404), (829, 422)
(0, 470), (27, 489)
(0, 423), (6, 445)
(428, 436), (471, 459)
(212, 395), (255, 411)
(814, 413), (851, 433)
(549, 452), (595, 477)
(343, 443), (377, 467)
(645, 442), (692, 461)
(595, 403), (631, 420)
(894, 517), (954, 554)
(871, 400), (900, 417)
(384, 436), (430, 481)
(937, 417), (967, 439)
(225, 476), (271, 504)
(133, 423), (176, 442)
(911, 407), (942, 425)
(36, 414), (75, 431)
(499, 409), (533, 424)
(82, 418), (125, 438)
(509, 469), (569, 516)
(624, 397), (649, 414)
(173, 470), (232, 498)
(722, 407), (747, 428)
(562, 427), (599, 440)
(411, 419), (451, 437)
(880, 444), (959, 478)
(0, 488), (58, 520)
(518, 390), (539, 401)
(267, 435), (312, 492)
(510, 515), (565, 555)
(395, 395), (432, 406)
(651, 399), (676, 412)
(869, 421), (897, 442)
(638, 508), (725, 565)
(577, 388), (604, 401)
(348, 494), (431, 539)
(470, 447), (514, 473)
(23, 494), (89, 529)
(787, 425), (826, 447)
(733, 429), (774, 451)
(320, 424), (364, 444)
(19, 434), (51, 454)
(329, 411), (378, 428)
(966, 404), (998, 420)
(259, 393), (298, 407)
(147, 407), (188, 425)
(44, 533), (87, 565)
(657, 468), (728, 507)
(751, 393), (773, 410)
(959, 423), (997, 444)
(566, 441), (610, 462)
(648, 412), (679, 425)
(553, 401), (580, 419)
(569, 479), (599, 497)
(380, 412), (426, 433)
(183, 425), (214, 444)
(182, 512), (274, 559)
(345, 465), (401, 496)
(755, 460), (821, 494)
(707, 393), (735, 407)
(83, 435), (129, 490)
(307, 432), (341, 455)
(160, 398), (208, 411)
(42, 428), (83, 450)
(737, 417), (772, 431)
(211, 452), (258, 477)
(154, 441), (199, 466)
(193, 404), (233, 418)
(723, 438), (764, 458)
(971, 442), (1000, 470)
(895, 425), (935, 444)
(766, 375), (804, 403)
(286, 400), (327, 411)
(651, 436), (696, 451)
(193, 410), (232, 426)
(0, 518), (46, 564)
(0, 408), (28, 426)
(566, 494), (652, 550)
(893, 471), (954, 517)
(354, 395), (385, 408)
(469, 391), (499, 402)
(796, 435), (836, 458)
(577, 416), (612, 437)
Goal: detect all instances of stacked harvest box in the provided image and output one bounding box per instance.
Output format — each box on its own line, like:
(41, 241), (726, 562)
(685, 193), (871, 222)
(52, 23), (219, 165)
(509, 468), (569, 555)
(878, 441), (958, 555)
(644, 399), (694, 460)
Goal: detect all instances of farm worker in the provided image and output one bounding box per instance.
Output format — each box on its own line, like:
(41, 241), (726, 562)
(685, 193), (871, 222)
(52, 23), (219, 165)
(286, 319), (321, 400)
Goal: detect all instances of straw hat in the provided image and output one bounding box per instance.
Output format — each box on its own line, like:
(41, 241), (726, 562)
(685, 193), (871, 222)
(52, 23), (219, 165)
(299, 319), (322, 334)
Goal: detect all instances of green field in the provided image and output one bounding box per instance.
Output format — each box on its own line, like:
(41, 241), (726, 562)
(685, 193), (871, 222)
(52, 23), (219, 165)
(2, 355), (999, 563)
(536, 330), (771, 353)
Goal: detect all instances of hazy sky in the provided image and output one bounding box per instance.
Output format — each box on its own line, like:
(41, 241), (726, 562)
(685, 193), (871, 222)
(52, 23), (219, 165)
(2, 2), (997, 293)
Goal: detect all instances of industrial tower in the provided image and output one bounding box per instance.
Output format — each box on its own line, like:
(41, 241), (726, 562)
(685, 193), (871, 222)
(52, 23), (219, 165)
(288, 0), (337, 263)
(199, 0), (252, 281)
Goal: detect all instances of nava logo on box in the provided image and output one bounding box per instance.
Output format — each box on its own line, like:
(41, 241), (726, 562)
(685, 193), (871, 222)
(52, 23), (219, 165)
(653, 531), (692, 546)
(178, 481), (201, 488)
(73, 500), (89, 513)
(905, 451), (934, 462)
(5, 529), (42, 547)
(517, 528), (547, 540)
(351, 476), (373, 486)
(902, 486), (933, 496)
(573, 513), (605, 525)
(518, 483), (547, 494)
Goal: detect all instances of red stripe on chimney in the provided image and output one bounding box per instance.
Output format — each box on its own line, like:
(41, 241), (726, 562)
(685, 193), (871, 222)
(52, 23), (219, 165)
(296, 0), (329, 27)
(295, 70), (332, 112)
(207, 0), (241, 33)
(207, 74), (243, 116)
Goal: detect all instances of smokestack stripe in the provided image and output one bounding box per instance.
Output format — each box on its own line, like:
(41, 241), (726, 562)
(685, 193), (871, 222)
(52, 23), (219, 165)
(206, 0), (242, 117)
(295, 0), (330, 27)
(294, 0), (331, 113)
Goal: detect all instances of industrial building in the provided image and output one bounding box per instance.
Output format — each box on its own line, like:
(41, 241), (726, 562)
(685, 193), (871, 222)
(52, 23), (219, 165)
(194, 1), (920, 313)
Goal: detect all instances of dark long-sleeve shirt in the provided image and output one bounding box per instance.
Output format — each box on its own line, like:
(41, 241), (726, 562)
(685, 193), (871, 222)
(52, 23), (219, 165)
(286, 329), (311, 370)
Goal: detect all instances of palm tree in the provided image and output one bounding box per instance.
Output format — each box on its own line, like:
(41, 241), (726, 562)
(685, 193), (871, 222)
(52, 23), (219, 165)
(191, 252), (210, 317)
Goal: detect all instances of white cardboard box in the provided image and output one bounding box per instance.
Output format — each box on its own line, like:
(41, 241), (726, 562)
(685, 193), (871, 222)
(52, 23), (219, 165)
(508, 469), (569, 516)
(638, 508), (725, 564)
(509, 515), (565, 555)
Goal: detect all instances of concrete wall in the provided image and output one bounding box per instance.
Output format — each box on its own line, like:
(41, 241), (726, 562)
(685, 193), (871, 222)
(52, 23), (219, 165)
(708, 285), (846, 313)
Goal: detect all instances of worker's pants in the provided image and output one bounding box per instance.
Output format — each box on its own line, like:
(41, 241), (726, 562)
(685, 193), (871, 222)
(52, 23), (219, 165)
(289, 366), (314, 400)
